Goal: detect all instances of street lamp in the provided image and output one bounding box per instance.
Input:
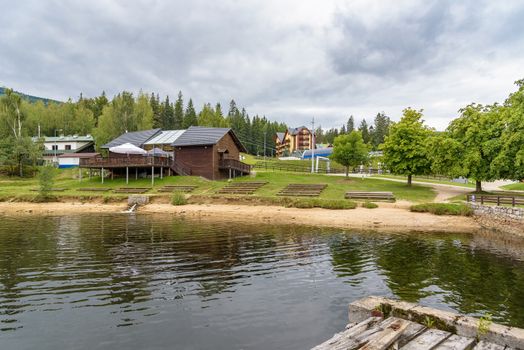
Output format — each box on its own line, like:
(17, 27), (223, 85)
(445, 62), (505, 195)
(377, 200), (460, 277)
(54, 129), (63, 164)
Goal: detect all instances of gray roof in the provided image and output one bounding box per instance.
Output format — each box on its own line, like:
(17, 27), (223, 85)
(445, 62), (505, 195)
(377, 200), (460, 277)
(33, 135), (94, 143)
(287, 126), (310, 135)
(172, 126), (247, 152)
(276, 132), (285, 142)
(102, 128), (161, 148)
(144, 130), (185, 145)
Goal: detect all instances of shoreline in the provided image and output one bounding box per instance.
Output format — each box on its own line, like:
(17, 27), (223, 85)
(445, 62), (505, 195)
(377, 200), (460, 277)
(0, 201), (480, 233)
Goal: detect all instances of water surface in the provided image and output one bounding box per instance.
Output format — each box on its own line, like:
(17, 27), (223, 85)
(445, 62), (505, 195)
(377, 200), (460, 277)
(0, 214), (523, 349)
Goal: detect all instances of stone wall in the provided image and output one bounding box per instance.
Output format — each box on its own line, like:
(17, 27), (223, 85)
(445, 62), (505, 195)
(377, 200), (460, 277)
(469, 203), (524, 237)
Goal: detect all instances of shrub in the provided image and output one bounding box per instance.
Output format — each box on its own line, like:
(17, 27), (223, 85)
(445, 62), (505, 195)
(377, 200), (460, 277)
(283, 198), (356, 210)
(410, 203), (473, 216)
(171, 191), (187, 206)
(35, 165), (57, 202)
(362, 201), (378, 209)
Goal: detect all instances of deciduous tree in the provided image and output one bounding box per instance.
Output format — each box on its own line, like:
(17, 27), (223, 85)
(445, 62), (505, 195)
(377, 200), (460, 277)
(330, 131), (369, 177)
(381, 108), (432, 186)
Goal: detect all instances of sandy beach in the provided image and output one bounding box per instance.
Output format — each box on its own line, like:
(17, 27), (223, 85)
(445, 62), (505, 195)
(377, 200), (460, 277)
(0, 201), (480, 233)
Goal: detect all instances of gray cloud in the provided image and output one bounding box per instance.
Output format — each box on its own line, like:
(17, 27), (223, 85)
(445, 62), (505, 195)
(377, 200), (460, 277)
(1, 0), (523, 131)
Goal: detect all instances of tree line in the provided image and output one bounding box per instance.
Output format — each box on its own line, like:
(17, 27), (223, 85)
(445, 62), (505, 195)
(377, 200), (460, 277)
(316, 113), (391, 150)
(331, 79), (524, 190)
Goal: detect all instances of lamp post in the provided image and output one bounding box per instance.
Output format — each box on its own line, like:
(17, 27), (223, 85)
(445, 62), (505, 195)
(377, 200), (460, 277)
(53, 129), (63, 164)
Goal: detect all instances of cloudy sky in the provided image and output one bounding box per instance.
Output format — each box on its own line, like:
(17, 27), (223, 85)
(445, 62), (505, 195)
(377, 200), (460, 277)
(1, 0), (523, 130)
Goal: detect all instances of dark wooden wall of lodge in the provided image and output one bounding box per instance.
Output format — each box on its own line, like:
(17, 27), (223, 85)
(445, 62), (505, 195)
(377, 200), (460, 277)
(175, 132), (242, 180)
(175, 145), (215, 179)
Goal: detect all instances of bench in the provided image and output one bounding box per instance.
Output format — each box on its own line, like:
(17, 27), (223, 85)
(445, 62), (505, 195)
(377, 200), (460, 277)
(277, 184), (327, 197)
(216, 181), (268, 195)
(77, 188), (112, 192)
(345, 191), (395, 201)
(113, 187), (151, 194)
(158, 185), (197, 193)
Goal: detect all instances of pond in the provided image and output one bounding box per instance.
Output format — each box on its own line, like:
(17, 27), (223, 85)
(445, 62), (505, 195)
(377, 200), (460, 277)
(0, 214), (523, 349)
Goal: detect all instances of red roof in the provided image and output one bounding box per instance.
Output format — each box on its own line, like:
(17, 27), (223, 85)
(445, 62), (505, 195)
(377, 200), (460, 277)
(58, 153), (99, 158)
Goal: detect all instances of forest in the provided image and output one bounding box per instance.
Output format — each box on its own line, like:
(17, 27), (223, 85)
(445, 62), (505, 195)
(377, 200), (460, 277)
(1, 78), (523, 188)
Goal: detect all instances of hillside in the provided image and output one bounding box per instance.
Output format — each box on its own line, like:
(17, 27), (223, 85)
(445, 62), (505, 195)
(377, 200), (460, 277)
(0, 86), (61, 104)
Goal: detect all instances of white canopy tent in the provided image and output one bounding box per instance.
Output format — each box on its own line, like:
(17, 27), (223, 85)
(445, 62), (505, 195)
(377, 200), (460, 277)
(109, 143), (147, 155)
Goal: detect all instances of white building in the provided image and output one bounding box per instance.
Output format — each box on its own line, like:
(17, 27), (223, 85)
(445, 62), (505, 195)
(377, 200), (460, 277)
(33, 135), (95, 163)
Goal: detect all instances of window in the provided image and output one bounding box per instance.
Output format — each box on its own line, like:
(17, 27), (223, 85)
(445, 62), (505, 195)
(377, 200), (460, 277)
(52, 145), (58, 150)
(65, 145), (71, 150)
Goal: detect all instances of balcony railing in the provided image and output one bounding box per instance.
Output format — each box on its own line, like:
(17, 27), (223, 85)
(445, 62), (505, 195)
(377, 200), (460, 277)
(219, 158), (251, 174)
(80, 156), (172, 168)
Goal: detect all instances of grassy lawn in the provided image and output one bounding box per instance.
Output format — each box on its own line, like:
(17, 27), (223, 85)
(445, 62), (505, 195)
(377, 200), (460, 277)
(0, 168), (436, 203)
(500, 182), (524, 191)
(372, 174), (476, 188)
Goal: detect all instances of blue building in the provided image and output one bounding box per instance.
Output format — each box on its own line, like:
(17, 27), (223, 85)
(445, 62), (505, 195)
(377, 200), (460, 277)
(301, 147), (333, 159)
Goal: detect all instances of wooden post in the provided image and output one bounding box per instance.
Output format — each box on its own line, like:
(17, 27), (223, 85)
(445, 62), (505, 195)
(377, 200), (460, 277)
(481, 196), (484, 205)
(126, 167), (129, 185)
(160, 167), (163, 179)
(135, 168), (138, 180)
(101, 167), (104, 184)
(79, 167), (82, 182)
(229, 167), (232, 179)
(111, 171), (114, 180)
(497, 196), (500, 206)
(152, 166), (154, 186)
(89, 169), (92, 179)
(513, 197), (516, 207)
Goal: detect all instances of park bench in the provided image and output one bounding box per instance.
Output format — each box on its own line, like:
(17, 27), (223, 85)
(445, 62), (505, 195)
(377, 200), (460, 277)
(216, 181), (268, 195)
(113, 187), (151, 194)
(277, 184), (327, 197)
(77, 188), (112, 192)
(345, 191), (395, 202)
(158, 185), (197, 193)
(30, 188), (66, 192)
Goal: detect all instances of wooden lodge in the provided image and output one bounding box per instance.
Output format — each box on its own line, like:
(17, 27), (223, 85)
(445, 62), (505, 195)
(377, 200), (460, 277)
(79, 126), (251, 182)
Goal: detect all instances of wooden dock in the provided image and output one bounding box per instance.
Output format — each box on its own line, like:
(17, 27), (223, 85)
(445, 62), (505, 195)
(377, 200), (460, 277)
(313, 297), (524, 350)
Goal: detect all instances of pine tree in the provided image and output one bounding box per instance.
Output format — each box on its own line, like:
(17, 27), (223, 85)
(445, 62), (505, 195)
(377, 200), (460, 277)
(347, 116), (355, 132)
(372, 112), (391, 149)
(174, 91), (184, 129)
(359, 119), (370, 144)
(162, 96), (175, 129)
(150, 93), (162, 128)
(182, 98), (197, 128)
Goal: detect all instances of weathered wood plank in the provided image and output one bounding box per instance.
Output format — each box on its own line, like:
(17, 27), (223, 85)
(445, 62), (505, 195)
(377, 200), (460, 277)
(392, 322), (426, 349)
(401, 329), (451, 350)
(311, 317), (382, 350)
(472, 341), (508, 350)
(360, 318), (410, 350)
(434, 334), (476, 350)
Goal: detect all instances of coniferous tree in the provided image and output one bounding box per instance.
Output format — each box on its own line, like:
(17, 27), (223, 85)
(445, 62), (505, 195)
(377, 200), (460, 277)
(150, 93), (162, 128)
(359, 119), (370, 144)
(182, 98), (197, 128)
(174, 91), (184, 129)
(162, 96), (175, 129)
(372, 112), (391, 150)
(347, 115), (355, 132)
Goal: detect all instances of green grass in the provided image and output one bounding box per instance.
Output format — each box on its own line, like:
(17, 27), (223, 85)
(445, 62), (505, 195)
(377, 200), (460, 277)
(0, 167), (436, 205)
(500, 182), (524, 191)
(373, 174), (476, 188)
(410, 203), (473, 216)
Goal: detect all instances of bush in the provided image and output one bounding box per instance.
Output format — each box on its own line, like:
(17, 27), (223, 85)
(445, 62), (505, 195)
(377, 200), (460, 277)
(36, 165), (57, 202)
(283, 198), (356, 210)
(410, 203), (473, 216)
(362, 201), (378, 209)
(171, 191), (187, 206)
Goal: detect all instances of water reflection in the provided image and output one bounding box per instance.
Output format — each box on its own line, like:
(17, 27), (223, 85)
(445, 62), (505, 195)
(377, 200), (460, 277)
(0, 214), (523, 349)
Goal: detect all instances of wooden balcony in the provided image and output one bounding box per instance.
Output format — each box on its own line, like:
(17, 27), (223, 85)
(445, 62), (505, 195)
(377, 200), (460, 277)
(219, 158), (251, 175)
(79, 156), (172, 168)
